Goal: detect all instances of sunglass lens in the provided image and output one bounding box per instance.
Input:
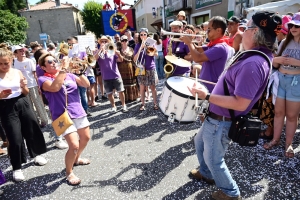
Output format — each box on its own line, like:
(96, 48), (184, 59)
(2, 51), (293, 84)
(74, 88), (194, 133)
(121, 40), (128, 42)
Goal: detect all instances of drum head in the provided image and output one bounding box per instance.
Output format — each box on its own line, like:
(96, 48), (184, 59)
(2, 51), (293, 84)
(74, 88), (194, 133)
(166, 76), (208, 99)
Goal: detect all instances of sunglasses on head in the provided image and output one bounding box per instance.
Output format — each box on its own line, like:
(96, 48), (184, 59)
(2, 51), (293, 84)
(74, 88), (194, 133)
(121, 39), (128, 42)
(288, 24), (300, 29)
(47, 59), (58, 64)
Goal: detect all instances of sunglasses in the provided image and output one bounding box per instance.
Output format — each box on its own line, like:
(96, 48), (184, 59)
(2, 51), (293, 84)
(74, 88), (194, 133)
(243, 26), (256, 32)
(68, 43), (73, 46)
(121, 39), (128, 42)
(47, 59), (58, 64)
(101, 41), (108, 43)
(140, 34), (147, 36)
(288, 24), (300, 29)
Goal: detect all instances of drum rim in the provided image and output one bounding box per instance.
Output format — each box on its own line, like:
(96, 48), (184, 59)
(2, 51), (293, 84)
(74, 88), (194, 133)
(165, 76), (206, 100)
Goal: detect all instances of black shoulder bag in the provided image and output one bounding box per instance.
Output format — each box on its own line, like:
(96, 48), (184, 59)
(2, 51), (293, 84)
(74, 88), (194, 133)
(223, 50), (272, 146)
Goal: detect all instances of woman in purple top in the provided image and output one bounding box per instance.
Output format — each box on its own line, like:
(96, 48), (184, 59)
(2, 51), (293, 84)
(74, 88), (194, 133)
(38, 53), (91, 186)
(133, 28), (159, 111)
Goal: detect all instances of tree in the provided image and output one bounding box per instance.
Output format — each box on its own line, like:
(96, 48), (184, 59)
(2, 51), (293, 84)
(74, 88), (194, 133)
(0, 0), (26, 15)
(0, 10), (29, 44)
(81, 1), (103, 38)
(36, 0), (47, 4)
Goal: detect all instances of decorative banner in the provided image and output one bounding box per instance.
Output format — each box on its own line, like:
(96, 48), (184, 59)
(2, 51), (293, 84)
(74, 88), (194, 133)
(101, 9), (136, 36)
(195, 0), (222, 10)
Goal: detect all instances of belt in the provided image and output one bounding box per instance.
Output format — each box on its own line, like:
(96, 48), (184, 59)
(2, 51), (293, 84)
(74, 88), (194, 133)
(208, 112), (231, 121)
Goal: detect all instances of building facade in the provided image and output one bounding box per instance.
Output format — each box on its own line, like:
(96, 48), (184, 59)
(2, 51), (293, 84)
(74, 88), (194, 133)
(133, 0), (164, 33)
(19, 0), (83, 44)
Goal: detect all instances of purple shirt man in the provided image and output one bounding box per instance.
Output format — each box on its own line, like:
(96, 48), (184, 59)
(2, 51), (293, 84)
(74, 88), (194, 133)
(210, 47), (272, 117)
(171, 41), (190, 76)
(97, 54), (121, 80)
(200, 43), (232, 92)
(134, 43), (155, 70)
(38, 73), (86, 120)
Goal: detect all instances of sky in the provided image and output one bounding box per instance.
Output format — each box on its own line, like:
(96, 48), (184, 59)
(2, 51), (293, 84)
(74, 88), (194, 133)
(28, 0), (135, 10)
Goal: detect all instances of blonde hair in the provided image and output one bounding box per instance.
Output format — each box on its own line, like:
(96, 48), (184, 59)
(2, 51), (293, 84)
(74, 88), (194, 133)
(0, 43), (13, 59)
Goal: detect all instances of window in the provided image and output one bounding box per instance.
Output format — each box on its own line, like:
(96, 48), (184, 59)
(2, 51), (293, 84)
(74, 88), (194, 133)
(138, 20), (140, 27)
(141, 0), (143, 8)
(195, 14), (209, 25)
(142, 18), (144, 26)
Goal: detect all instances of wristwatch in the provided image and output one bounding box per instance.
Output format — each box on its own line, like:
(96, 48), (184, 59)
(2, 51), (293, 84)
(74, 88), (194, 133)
(205, 93), (211, 101)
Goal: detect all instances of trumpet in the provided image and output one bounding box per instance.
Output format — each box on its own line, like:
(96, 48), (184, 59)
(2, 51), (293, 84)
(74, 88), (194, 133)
(67, 58), (88, 74)
(161, 28), (205, 38)
(85, 46), (96, 67)
(146, 46), (157, 56)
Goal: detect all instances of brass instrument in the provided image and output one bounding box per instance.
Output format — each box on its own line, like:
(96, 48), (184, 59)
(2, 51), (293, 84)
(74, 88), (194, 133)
(67, 58), (88, 74)
(85, 46), (96, 67)
(164, 39), (174, 78)
(146, 46), (157, 56)
(161, 28), (206, 37)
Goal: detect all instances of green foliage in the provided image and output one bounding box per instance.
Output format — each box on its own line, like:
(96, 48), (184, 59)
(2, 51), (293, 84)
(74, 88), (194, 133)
(80, 0), (103, 38)
(0, 10), (29, 44)
(0, 0), (26, 15)
(36, 0), (47, 4)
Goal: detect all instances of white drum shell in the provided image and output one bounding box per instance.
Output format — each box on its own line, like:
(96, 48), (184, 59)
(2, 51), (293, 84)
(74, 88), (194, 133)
(159, 76), (207, 123)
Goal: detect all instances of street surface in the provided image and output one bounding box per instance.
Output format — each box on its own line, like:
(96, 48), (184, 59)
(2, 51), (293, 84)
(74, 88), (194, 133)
(0, 80), (299, 199)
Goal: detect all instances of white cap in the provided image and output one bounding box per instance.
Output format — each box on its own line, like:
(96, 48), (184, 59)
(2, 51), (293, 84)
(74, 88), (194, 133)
(12, 45), (23, 53)
(170, 20), (183, 27)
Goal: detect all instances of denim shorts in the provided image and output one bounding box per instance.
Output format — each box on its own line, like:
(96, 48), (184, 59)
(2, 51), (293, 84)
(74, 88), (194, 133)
(87, 76), (96, 84)
(103, 78), (125, 94)
(277, 72), (300, 102)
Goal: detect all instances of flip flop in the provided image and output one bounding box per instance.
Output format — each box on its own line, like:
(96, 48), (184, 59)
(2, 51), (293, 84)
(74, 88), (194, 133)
(66, 172), (81, 186)
(90, 103), (99, 107)
(153, 104), (159, 110)
(74, 158), (90, 166)
(140, 104), (145, 111)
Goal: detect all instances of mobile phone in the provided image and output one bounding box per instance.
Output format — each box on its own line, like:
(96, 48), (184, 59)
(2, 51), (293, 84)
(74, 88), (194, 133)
(2, 89), (12, 94)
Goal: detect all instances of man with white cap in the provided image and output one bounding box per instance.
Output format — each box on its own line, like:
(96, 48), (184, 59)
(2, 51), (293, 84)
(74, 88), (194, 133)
(167, 20), (192, 77)
(12, 45), (49, 127)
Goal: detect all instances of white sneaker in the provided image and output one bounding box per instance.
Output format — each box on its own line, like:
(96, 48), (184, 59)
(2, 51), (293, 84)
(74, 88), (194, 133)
(34, 155), (48, 166)
(122, 105), (128, 112)
(0, 189), (3, 195)
(55, 140), (68, 149)
(111, 106), (117, 112)
(13, 169), (25, 182)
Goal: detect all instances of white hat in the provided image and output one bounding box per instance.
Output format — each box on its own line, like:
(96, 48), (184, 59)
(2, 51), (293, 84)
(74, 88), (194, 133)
(121, 35), (128, 40)
(12, 45), (23, 53)
(177, 11), (186, 20)
(170, 20), (183, 27)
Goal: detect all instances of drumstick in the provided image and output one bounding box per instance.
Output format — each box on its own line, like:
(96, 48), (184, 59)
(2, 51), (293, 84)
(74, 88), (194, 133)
(198, 79), (216, 85)
(195, 70), (198, 107)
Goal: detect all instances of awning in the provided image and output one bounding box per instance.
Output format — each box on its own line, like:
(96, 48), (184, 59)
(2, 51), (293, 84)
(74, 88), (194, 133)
(151, 19), (163, 26)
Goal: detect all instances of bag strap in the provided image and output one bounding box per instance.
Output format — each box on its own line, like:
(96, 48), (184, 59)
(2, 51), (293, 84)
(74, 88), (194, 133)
(223, 50), (272, 119)
(62, 84), (68, 108)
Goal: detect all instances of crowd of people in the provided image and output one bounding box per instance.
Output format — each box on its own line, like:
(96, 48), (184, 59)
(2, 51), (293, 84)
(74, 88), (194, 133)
(0, 8), (300, 199)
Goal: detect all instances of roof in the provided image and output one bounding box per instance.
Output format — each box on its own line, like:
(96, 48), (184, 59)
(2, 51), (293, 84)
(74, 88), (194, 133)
(151, 18), (163, 26)
(19, 0), (79, 12)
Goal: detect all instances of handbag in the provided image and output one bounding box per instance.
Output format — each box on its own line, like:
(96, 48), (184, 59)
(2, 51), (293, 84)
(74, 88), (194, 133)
(51, 86), (73, 136)
(0, 170), (6, 185)
(224, 79), (262, 146)
(135, 63), (146, 76)
(223, 50), (272, 147)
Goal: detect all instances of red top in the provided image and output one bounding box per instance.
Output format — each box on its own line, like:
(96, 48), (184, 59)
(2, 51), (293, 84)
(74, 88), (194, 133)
(103, 4), (112, 10)
(114, 0), (125, 6)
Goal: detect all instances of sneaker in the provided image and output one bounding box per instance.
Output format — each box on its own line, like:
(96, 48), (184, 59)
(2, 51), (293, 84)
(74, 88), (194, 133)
(122, 105), (128, 112)
(189, 169), (215, 185)
(111, 106), (117, 112)
(34, 155), (48, 166)
(212, 190), (241, 200)
(55, 140), (68, 149)
(0, 189), (3, 195)
(13, 169), (25, 182)
(95, 96), (99, 102)
(101, 95), (108, 100)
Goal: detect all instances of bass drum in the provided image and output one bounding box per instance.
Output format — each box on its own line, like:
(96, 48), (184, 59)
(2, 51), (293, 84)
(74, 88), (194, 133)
(159, 76), (208, 123)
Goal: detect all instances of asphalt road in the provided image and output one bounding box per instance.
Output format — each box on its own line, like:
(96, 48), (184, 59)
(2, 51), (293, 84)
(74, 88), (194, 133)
(0, 80), (299, 200)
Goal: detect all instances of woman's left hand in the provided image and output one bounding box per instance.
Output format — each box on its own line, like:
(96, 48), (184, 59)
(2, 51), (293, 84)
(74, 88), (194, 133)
(282, 57), (300, 67)
(187, 82), (207, 99)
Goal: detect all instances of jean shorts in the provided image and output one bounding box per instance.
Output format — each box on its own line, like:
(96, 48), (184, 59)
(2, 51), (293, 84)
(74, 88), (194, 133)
(87, 76), (96, 84)
(277, 72), (300, 102)
(103, 78), (125, 94)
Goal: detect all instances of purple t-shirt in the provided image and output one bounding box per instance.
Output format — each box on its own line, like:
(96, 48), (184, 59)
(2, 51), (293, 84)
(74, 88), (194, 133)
(200, 43), (231, 92)
(172, 41), (190, 76)
(209, 47), (272, 117)
(36, 64), (44, 77)
(38, 73), (86, 120)
(97, 54), (121, 80)
(134, 43), (155, 70)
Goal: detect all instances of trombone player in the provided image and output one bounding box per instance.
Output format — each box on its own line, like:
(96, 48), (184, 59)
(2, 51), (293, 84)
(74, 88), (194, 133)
(165, 21), (192, 77)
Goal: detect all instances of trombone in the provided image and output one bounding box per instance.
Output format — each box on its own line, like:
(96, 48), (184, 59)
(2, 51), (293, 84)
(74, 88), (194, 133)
(161, 28), (206, 38)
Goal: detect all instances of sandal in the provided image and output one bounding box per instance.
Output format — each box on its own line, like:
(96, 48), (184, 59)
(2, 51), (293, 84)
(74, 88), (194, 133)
(66, 172), (81, 186)
(140, 104), (145, 111)
(153, 104), (159, 110)
(285, 144), (294, 158)
(259, 130), (273, 140)
(263, 139), (280, 150)
(74, 158), (90, 166)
